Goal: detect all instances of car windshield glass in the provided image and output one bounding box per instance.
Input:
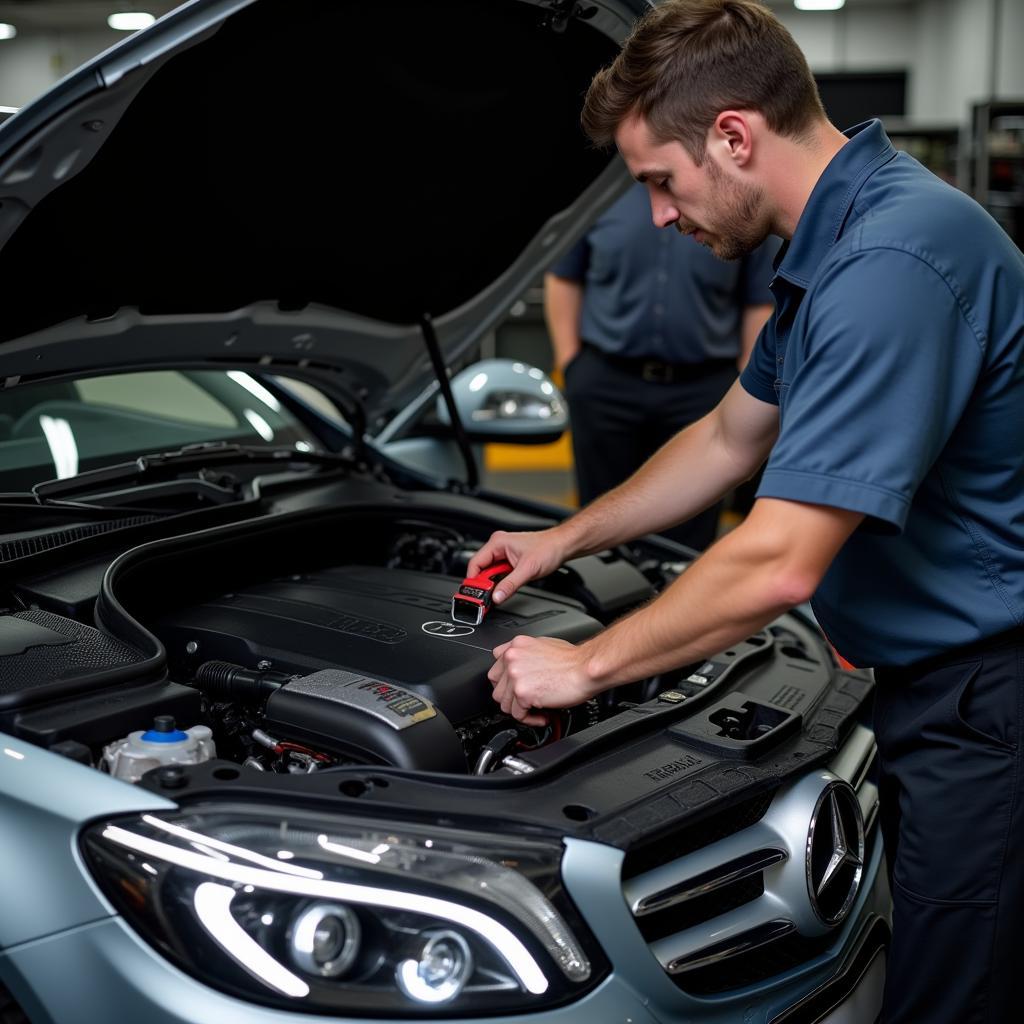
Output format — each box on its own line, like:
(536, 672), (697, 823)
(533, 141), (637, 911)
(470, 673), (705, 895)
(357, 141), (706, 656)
(0, 370), (320, 492)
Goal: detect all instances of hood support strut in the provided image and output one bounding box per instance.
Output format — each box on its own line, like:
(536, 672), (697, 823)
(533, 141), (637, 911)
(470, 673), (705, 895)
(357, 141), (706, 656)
(419, 313), (478, 490)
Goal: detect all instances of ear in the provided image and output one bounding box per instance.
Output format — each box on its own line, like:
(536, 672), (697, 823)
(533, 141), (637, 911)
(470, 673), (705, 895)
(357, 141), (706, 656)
(710, 111), (754, 168)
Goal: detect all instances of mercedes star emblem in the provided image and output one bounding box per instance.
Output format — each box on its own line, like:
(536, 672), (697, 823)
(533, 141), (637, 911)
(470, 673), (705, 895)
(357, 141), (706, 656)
(806, 780), (865, 926)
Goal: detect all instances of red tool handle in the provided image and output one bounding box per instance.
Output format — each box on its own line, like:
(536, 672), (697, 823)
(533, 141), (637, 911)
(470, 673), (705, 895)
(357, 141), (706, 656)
(451, 561), (514, 624)
(463, 560), (513, 590)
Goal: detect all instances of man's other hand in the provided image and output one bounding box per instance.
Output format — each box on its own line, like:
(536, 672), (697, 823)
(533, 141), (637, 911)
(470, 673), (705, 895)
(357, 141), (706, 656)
(466, 527), (569, 605)
(487, 636), (597, 725)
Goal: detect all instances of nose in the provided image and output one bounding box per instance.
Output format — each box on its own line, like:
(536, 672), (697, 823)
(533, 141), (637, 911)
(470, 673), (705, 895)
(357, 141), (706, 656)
(648, 193), (679, 230)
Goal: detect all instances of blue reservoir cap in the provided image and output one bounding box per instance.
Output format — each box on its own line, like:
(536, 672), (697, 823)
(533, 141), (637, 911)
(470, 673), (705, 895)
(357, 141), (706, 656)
(141, 715), (189, 743)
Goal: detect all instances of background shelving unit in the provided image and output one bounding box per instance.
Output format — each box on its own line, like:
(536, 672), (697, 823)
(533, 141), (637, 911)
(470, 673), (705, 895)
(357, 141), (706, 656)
(883, 120), (961, 187)
(967, 100), (1024, 248)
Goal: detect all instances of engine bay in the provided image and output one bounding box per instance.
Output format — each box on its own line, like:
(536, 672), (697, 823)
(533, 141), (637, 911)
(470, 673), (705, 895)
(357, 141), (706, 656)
(0, 502), (693, 781)
(0, 495), (851, 798)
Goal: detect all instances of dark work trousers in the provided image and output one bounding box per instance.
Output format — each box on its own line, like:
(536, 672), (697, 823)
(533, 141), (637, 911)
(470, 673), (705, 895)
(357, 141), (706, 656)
(562, 345), (736, 551)
(873, 634), (1024, 1024)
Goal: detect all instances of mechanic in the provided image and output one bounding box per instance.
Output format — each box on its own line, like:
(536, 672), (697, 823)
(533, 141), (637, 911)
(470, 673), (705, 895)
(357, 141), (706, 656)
(471, 2), (1024, 1021)
(546, 181), (775, 549)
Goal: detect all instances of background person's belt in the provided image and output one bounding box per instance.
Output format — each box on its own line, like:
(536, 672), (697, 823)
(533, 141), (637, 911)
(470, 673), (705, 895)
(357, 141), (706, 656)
(582, 342), (734, 384)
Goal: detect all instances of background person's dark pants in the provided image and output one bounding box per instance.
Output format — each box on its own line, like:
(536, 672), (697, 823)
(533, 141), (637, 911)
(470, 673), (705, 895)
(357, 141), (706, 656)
(873, 636), (1024, 1024)
(563, 345), (736, 551)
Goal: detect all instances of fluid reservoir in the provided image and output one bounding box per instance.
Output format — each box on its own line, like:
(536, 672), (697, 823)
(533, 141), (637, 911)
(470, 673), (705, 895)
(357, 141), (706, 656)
(102, 715), (216, 783)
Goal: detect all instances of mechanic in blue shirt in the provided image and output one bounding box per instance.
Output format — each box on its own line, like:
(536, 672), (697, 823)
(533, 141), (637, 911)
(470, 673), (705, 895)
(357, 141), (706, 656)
(545, 182), (776, 549)
(474, 3), (1024, 1021)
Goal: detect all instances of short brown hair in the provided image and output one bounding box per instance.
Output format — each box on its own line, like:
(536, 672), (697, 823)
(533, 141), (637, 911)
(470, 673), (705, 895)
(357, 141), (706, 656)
(583, 0), (826, 161)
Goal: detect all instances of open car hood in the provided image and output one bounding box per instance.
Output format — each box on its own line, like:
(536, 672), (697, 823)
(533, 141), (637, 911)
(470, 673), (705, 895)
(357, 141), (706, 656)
(0, 0), (643, 428)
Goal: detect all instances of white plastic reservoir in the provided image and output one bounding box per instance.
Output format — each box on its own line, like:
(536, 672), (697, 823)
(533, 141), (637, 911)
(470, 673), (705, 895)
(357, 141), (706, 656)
(102, 715), (216, 783)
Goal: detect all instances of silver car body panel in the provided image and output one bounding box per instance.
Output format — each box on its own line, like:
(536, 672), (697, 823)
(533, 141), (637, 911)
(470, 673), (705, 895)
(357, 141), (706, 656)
(0, 733), (174, 950)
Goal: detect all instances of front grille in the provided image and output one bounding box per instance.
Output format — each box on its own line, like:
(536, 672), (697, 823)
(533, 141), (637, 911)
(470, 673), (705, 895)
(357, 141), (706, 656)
(620, 723), (880, 993)
(680, 930), (835, 995)
(634, 874), (764, 944)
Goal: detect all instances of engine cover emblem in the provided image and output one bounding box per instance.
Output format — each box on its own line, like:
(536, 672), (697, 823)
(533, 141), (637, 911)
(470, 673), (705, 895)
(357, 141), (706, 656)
(421, 621), (476, 638)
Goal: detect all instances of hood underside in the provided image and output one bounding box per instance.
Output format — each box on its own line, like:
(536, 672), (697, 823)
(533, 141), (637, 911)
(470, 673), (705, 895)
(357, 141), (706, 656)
(0, 0), (640, 420)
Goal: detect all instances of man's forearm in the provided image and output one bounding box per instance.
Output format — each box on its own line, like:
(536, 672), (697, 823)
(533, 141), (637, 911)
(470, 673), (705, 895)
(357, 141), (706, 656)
(486, 501), (864, 722)
(582, 500), (863, 685)
(557, 406), (753, 556)
(543, 274), (584, 371)
(582, 517), (803, 684)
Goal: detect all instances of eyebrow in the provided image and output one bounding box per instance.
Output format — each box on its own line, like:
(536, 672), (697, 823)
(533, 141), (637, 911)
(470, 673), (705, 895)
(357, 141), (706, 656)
(635, 169), (669, 184)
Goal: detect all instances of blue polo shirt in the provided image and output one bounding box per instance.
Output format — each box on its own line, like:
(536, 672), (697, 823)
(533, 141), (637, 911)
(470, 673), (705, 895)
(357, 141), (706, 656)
(550, 183), (777, 363)
(741, 120), (1024, 668)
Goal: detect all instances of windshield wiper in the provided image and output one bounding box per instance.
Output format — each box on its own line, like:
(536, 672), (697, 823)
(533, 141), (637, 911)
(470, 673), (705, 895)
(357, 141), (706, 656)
(29, 442), (353, 504)
(0, 494), (165, 518)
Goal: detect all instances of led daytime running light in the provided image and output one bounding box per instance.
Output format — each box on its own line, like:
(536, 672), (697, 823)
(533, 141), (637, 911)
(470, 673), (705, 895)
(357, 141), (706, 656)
(194, 883), (310, 997)
(103, 824), (549, 995)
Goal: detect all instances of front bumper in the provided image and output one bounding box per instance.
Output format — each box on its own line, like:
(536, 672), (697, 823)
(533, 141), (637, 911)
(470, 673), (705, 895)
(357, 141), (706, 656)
(1, 837), (888, 1024)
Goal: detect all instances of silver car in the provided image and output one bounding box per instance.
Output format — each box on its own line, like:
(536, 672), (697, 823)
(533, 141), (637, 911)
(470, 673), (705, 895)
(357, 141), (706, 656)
(0, 2), (889, 1022)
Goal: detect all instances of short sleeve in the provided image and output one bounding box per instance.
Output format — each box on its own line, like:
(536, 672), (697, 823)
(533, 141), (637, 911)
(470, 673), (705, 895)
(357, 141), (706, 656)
(756, 247), (985, 532)
(738, 235), (782, 306)
(739, 313), (780, 405)
(548, 234), (591, 282)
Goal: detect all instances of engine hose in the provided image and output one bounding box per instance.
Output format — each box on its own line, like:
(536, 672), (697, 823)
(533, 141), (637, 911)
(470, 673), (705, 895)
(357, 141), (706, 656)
(473, 727), (520, 775)
(193, 660), (290, 701)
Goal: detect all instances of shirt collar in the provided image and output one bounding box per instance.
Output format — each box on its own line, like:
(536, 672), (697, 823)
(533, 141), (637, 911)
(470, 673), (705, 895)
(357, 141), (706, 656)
(774, 119), (897, 289)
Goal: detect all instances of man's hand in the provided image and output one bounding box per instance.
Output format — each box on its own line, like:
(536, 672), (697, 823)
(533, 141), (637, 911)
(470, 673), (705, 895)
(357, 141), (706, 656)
(466, 527), (571, 605)
(487, 636), (597, 725)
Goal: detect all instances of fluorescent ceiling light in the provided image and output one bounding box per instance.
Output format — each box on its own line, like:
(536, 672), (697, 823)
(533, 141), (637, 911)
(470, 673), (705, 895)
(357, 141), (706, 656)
(0, 23), (17, 40)
(108, 12), (156, 31)
(795, 0), (845, 9)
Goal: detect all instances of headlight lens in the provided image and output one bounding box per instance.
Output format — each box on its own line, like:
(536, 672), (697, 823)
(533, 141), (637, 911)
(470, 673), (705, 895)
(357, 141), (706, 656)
(82, 805), (605, 1015)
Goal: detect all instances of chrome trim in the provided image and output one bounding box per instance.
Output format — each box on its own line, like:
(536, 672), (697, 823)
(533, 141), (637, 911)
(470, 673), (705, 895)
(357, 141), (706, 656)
(859, 780), (880, 837)
(664, 920), (795, 975)
(829, 724), (876, 790)
(627, 848), (786, 917)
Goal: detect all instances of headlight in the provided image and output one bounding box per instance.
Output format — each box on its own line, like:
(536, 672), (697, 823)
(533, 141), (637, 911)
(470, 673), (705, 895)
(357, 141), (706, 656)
(82, 805), (606, 1015)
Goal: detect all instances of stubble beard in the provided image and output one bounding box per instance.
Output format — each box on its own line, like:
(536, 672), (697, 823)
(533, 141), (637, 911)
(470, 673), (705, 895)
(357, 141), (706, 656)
(700, 160), (770, 261)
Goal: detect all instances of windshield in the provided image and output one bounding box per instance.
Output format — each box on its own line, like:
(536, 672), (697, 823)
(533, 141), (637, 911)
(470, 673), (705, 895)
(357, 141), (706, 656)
(0, 370), (320, 491)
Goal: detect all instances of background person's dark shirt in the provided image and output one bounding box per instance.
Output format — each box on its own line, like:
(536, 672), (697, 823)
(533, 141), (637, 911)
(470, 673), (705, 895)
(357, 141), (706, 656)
(550, 182), (777, 364)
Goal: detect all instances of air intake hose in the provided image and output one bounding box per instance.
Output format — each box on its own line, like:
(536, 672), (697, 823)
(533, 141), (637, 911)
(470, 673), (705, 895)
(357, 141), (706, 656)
(193, 660), (290, 701)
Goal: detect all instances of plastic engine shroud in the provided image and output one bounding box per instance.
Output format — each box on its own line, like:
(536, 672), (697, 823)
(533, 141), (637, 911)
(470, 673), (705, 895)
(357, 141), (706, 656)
(154, 565), (603, 726)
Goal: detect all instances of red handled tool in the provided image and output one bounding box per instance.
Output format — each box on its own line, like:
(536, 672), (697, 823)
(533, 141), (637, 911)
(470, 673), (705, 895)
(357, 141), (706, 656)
(451, 561), (513, 625)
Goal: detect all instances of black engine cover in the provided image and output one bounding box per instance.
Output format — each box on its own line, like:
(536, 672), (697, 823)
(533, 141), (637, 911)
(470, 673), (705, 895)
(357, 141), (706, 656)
(156, 566), (603, 724)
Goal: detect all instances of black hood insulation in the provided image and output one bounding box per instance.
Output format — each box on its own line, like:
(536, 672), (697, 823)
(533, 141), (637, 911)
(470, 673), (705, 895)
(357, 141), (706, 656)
(0, 0), (618, 344)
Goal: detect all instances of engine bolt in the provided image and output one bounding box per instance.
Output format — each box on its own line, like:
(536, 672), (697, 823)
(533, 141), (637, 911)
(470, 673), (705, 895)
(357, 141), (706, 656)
(185, 641), (199, 655)
(155, 765), (188, 790)
(257, 659), (272, 671)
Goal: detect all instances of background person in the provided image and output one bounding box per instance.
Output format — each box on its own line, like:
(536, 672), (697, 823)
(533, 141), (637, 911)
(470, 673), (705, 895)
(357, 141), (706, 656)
(545, 181), (776, 549)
